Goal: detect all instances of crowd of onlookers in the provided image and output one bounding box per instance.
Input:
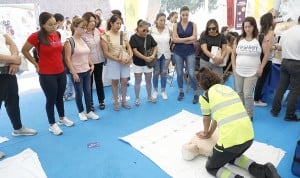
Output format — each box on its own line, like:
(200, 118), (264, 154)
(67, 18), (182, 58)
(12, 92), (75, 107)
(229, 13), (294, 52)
(1, 5), (300, 163)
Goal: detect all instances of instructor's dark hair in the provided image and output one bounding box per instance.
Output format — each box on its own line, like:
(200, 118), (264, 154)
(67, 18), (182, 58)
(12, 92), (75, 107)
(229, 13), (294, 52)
(196, 67), (222, 90)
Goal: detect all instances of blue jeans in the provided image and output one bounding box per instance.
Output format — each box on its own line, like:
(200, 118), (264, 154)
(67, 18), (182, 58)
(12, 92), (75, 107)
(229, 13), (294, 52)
(39, 72), (66, 124)
(72, 71), (92, 113)
(174, 53), (197, 91)
(153, 55), (169, 89)
(64, 72), (74, 97)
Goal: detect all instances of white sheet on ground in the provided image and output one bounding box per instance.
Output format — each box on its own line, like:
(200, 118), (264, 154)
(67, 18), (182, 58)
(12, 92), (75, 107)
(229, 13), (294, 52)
(0, 148), (47, 178)
(0, 136), (9, 144)
(120, 110), (285, 178)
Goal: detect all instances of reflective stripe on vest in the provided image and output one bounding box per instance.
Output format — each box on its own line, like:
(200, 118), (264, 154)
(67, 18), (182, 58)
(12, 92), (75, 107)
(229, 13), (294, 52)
(216, 167), (237, 178)
(201, 108), (210, 114)
(211, 98), (241, 113)
(217, 112), (249, 127)
(234, 155), (254, 170)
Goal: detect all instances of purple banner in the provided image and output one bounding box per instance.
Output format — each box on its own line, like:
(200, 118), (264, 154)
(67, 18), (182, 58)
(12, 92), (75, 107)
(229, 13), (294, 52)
(235, 0), (247, 30)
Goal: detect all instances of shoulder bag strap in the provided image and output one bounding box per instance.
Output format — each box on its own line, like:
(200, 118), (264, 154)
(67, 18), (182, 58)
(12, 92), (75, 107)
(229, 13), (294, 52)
(218, 34), (223, 48)
(68, 37), (75, 56)
(120, 31), (123, 46)
(144, 35), (147, 54)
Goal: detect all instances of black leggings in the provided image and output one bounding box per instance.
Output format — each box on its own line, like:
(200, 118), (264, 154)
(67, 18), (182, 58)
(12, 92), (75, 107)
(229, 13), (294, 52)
(39, 72), (66, 124)
(91, 63), (105, 104)
(254, 61), (272, 101)
(0, 74), (22, 130)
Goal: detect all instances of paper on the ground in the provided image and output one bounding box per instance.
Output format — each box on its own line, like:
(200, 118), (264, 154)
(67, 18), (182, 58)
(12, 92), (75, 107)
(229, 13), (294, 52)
(0, 148), (47, 178)
(120, 110), (285, 178)
(0, 136), (9, 144)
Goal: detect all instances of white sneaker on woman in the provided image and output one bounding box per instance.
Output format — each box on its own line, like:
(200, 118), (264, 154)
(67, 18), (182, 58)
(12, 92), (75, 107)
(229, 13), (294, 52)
(86, 111), (100, 120)
(58, 117), (74, 127)
(78, 112), (88, 121)
(49, 123), (63, 135)
(254, 100), (267, 107)
(152, 91), (158, 100)
(161, 91), (168, 100)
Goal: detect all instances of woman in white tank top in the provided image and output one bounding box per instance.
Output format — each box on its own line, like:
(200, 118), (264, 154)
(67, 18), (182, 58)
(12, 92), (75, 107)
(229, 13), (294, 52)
(231, 16), (269, 120)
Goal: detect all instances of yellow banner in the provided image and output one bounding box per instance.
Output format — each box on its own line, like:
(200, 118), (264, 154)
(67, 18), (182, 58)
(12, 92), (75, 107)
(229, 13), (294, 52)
(125, 0), (139, 33)
(247, 0), (274, 20)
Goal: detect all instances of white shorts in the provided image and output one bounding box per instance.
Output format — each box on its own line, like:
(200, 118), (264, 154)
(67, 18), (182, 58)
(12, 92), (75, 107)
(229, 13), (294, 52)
(106, 58), (130, 79)
(132, 64), (153, 74)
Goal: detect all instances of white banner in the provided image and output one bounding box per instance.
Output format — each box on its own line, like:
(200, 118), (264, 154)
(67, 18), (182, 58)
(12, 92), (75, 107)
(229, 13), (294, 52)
(0, 4), (37, 51)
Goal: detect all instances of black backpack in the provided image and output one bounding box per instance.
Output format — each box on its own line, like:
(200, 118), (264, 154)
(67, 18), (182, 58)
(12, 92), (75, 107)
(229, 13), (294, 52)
(32, 31), (62, 62)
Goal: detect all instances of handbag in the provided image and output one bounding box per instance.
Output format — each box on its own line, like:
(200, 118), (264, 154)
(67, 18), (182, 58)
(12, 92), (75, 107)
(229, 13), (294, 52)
(209, 34), (226, 67)
(144, 35), (157, 68)
(292, 140), (300, 176)
(118, 31), (130, 63)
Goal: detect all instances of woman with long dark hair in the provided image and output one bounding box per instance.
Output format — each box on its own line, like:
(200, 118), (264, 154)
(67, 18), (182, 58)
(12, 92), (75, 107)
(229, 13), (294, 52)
(22, 12), (74, 135)
(254, 12), (276, 107)
(101, 15), (132, 111)
(231, 16), (270, 120)
(172, 6), (199, 104)
(200, 19), (227, 77)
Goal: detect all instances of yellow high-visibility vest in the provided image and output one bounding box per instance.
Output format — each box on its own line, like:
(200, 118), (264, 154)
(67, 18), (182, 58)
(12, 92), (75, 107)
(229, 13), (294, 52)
(200, 84), (254, 149)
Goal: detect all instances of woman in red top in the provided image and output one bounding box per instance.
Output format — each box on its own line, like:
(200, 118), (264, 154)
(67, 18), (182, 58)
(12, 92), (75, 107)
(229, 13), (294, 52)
(22, 12), (74, 136)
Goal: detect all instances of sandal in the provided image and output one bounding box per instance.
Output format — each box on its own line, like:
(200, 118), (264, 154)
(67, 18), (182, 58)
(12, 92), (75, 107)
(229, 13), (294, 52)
(177, 92), (184, 101)
(122, 102), (131, 109)
(135, 98), (140, 106)
(113, 102), (120, 111)
(99, 103), (105, 110)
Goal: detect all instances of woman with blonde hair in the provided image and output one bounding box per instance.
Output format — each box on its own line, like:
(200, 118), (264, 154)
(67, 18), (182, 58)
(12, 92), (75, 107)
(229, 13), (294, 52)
(64, 17), (99, 121)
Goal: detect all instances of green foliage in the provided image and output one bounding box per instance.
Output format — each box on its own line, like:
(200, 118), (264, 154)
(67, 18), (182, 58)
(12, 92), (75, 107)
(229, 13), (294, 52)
(161, 0), (219, 13)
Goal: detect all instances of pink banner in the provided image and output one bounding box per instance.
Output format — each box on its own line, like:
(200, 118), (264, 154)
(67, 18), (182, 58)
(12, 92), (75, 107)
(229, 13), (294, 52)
(235, 0), (247, 30)
(227, 0), (234, 28)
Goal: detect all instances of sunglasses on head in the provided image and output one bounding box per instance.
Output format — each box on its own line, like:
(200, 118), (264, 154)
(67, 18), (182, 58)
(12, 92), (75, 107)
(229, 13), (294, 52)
(208, 27), (217, 31)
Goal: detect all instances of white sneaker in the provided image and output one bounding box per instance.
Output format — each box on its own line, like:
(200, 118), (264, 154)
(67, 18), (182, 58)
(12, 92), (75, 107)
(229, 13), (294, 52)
(78, 112), (88, 121)
(12, 126), (37, 136)
(254, 101), (267, 107)
(58, 117), (74, 127)
(152, 91), (158, 100)
(86, 111), (100, 120)
(161, 91), (168, 100)
(49, 123), (63, 135)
